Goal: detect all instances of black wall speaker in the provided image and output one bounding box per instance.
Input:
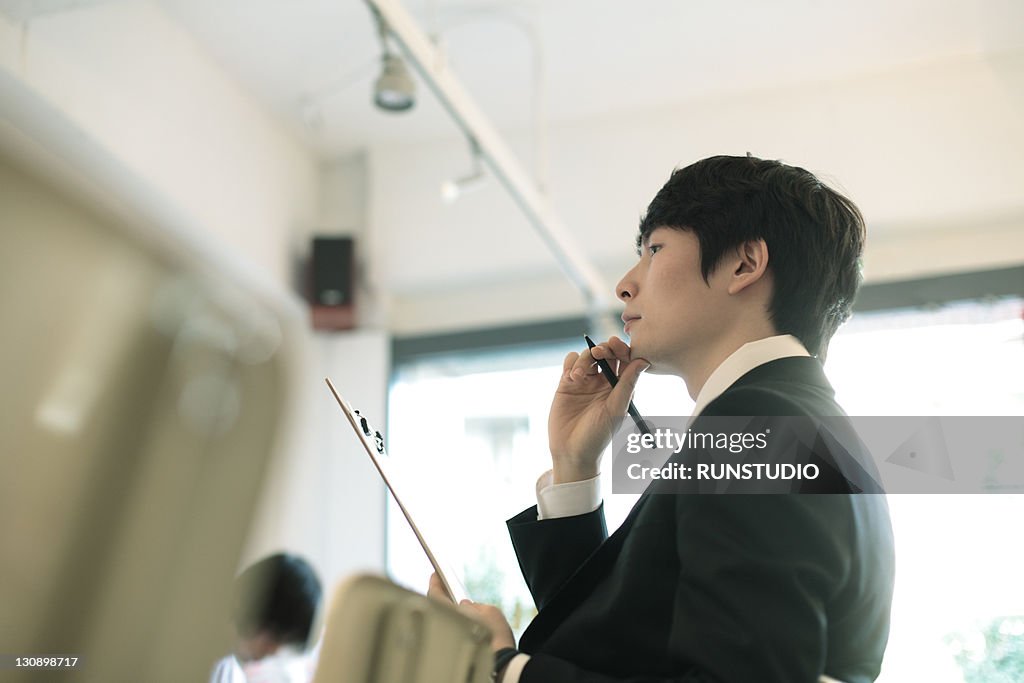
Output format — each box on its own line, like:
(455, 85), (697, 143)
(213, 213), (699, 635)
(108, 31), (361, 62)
(310, 236), (356, 330)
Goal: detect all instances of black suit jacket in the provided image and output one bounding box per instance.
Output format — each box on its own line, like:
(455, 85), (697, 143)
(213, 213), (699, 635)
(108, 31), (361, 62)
(507, 357), (895, 683)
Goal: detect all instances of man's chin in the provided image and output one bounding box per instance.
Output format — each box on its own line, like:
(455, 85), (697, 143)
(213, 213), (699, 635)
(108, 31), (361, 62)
(627, 345), (663, 376)
(628, 345), (677, 377)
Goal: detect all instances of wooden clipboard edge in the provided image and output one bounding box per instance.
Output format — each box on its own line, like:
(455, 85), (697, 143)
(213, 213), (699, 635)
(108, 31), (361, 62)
(324, 377), (465, 604)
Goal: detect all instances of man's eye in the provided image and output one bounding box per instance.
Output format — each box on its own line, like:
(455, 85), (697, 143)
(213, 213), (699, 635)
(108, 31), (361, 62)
(649, 244), (662, 255)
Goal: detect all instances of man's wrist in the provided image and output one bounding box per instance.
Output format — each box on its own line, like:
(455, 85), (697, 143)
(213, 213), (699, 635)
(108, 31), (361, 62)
(492, 647), (520, 682)
(551, 460), (598, 484)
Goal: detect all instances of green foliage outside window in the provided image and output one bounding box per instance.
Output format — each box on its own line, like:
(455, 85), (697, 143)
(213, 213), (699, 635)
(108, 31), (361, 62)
(946, 616), (1024, 683)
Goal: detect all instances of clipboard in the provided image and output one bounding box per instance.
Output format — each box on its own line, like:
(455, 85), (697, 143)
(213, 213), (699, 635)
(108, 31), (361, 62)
(325, 378), (469, 603)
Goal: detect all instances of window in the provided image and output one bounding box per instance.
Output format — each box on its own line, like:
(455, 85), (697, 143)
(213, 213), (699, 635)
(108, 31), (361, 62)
(386, 342), (580, 634)
(827, 297), (1024, 682)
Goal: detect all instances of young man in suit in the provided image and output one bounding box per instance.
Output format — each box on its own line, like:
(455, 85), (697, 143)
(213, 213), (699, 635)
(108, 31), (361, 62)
(438, 155), (895, 683)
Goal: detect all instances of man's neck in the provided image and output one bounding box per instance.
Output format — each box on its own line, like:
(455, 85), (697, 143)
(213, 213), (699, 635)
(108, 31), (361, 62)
(679, 326), (782, 401)
(687, 334), (812, 417)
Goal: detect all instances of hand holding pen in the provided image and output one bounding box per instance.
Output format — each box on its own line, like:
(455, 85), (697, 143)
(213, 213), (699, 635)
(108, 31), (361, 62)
(584, 335), (653, 436)
(547, 335), (651, 484)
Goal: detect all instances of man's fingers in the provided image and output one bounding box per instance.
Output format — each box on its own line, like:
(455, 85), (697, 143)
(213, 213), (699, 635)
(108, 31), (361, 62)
(563, 339), (636, 384)
(456, 602), (517, 651)
(569, 348), (600, 381)
(564, 350), (597, 382)
(427, 572), (454, 604)
(608, 357), (651, 412)
(457, 601), (482, 619)
(589, 344), (622, 377)
(606, 336), (632, 363)
(561, 351), (578, 377)
(590, 337), (632, 368)
(621, 357), (651, 385)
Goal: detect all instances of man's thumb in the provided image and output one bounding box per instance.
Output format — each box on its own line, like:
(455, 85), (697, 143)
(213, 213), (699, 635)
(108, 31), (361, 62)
(609, 358), (650, 411)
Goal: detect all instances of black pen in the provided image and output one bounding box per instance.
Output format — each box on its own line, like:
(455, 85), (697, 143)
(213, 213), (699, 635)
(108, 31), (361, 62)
(584, 334), (652, 436)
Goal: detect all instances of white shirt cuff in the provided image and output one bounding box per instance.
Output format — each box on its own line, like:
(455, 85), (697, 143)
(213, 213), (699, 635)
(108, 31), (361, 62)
(535, 470), (601, 520)
(500, 653), (530, 683)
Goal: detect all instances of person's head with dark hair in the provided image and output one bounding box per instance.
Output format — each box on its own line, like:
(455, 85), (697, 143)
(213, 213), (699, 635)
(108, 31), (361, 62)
(619, 154), (864, 393)
(634, 155), (864, 359)
(230, 553), (322, 663)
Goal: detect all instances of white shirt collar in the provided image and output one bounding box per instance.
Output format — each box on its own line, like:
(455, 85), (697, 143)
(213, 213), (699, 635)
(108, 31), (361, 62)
(691, 334), (810, 418)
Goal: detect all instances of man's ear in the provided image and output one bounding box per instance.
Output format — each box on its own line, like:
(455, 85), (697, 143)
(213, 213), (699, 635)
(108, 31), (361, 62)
(727, 239), (769, 295)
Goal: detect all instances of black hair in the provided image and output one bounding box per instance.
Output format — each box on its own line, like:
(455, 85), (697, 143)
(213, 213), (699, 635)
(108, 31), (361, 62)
(637, 155), (865, 358)
(232, 553), (322, 647)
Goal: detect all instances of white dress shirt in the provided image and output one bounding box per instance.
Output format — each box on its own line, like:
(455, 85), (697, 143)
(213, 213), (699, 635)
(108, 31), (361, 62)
(504, 335), (810, 681)
(209, 646), (316, 683)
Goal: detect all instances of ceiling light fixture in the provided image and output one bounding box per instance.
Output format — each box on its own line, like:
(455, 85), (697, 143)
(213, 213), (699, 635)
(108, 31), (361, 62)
(370, 7), (415, 112)
(364, 0), (613, 324)
(374, 53), (415, 112)
(440, 169), (485, 203)
(441, 140), (486, 203)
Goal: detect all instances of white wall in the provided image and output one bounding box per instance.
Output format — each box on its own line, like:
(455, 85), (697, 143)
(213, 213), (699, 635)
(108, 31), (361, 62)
(368, 52), (1024, 334)
(242, 330), (390, 595)
(0, 2), (318, 285)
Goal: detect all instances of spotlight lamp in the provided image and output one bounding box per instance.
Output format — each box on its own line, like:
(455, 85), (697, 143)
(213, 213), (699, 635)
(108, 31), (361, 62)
(370, 6), (415, 112)
(374, 53), (415, 112)
(441, 169), (485, 203)
(441, 141), (486, 203)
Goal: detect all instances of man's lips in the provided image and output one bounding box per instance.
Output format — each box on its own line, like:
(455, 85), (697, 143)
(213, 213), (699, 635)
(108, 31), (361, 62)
(622, 314), (640, 333)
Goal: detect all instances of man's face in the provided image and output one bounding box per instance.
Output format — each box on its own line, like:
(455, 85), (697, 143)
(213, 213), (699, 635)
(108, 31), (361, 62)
(616, 227), (733, 375)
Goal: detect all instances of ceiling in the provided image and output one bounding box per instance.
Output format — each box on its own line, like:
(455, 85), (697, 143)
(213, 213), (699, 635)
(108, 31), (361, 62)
(2, 0), (1021, 326)
(144, 0), (1021, 158)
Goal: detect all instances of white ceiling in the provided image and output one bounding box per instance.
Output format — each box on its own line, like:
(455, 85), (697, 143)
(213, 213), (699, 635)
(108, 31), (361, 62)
(150, 0), (1023, 157)
(2, 0), (1021, 331)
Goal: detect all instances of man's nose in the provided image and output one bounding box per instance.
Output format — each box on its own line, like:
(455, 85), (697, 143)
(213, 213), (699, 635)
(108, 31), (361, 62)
(616, 265), (639, 301)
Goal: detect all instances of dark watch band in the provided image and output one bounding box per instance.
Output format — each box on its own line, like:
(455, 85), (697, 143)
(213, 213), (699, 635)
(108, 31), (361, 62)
(492, 647), (520, 682)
